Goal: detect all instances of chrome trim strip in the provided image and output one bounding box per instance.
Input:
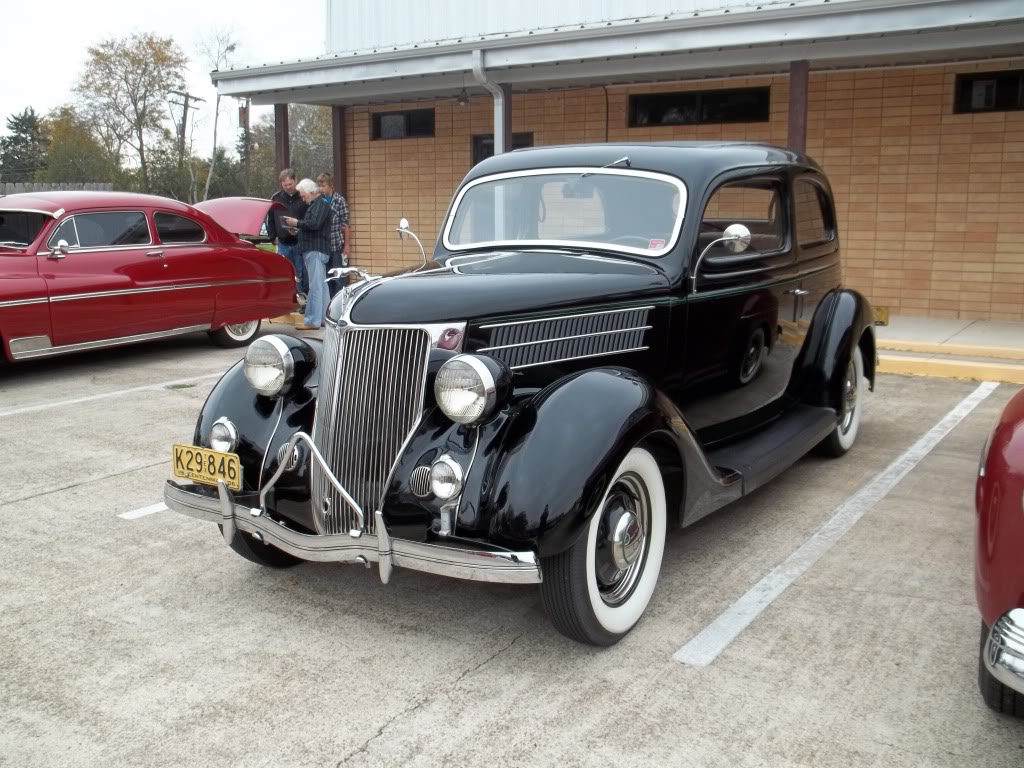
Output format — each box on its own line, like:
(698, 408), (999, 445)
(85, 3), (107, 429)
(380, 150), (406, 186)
(0, 297), (48, 309)
(163, 480), (542, 584)
(480, 305), (655, 329)
(478, 325), (653, 352)
(442, 167), (687, 258)
(49, 277), (292, 303)
(10, 323), (211, 360)
(8, 335), (52, 355)
(0, 207), (61, 217)
(508, 345), (649, 370)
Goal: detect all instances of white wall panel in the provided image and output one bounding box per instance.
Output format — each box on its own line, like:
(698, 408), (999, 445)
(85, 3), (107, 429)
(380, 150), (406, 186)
(324, 0), (867, 54)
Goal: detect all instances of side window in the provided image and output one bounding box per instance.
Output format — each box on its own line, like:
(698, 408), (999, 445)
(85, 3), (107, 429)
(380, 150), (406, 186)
(48, 212), (149, 249)
(47, 218), (80, 249)
(698, 179), (785, 258)
(794, 179), (833, 247)
(155, 212), (206, 244)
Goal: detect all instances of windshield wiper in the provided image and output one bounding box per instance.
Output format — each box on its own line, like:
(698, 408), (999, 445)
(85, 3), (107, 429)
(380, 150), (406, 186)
(0, 240), (28, 247)
(581, 156), (630, 178)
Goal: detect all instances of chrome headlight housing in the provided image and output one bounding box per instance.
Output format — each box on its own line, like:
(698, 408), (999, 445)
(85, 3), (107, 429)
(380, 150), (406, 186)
(209, 417), (239, 452)
(244, 336), (295, 397)
(434, 354), (510, 425)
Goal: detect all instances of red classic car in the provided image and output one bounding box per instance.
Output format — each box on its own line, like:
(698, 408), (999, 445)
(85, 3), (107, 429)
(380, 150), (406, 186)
(0, 192), (296, 361)
(976, 386), (1024, 717)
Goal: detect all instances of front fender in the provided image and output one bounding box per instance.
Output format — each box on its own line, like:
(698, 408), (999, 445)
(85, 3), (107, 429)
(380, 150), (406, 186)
(469, 368), (690, 557)
(788, 288), (875, 410)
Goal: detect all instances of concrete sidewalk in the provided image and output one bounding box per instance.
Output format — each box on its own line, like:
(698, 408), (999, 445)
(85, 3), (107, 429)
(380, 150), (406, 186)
(877, 315), (1024, 384)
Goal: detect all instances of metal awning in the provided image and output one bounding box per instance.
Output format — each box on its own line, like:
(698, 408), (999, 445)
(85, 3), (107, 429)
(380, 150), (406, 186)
(213, 0), (1024, 106)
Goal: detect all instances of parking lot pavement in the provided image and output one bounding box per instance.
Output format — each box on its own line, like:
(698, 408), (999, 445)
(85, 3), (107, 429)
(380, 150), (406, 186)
(1, 336), (1022, 767)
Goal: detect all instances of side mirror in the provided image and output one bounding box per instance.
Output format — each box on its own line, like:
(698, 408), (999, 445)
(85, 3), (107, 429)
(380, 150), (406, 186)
(49, 239), (70, 260)
(722, 223), (752, 254)
(396, 217), (411, 240)
(395, 217), (427, 268)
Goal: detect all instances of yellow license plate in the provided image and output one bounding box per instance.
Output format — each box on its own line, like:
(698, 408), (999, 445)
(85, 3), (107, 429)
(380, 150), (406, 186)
(872, 305), (890, 326)
(172, 444), (242, 491)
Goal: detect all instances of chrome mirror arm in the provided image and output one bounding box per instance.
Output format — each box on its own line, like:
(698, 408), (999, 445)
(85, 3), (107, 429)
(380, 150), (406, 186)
(396, 218), (428, 268)
(691, 236), (736, 294)
(690, 224), (752, 294)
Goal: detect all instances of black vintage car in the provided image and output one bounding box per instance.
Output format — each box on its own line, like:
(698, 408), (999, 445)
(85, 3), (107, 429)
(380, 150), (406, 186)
(165, 142), (875, 646)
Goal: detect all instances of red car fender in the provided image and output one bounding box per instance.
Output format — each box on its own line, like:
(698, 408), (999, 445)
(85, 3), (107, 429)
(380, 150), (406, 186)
(976, 387), (1024, 627)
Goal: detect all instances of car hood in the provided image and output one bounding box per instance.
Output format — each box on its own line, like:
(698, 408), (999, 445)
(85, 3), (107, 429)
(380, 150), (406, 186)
(345, 250), (670, 325)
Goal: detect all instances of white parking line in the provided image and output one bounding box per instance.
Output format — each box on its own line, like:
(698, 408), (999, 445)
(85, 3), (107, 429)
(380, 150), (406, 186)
(673, 380), (1000, 667)
(0, 373), (223, 418)
(118, 502), (167, 520)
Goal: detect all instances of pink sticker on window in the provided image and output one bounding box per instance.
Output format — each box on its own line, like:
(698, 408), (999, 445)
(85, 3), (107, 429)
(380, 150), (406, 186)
(648, 239), (666, 250)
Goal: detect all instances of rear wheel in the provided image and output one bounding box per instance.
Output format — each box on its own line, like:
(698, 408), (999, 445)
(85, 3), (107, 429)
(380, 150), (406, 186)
(219, 527), (302, 568)
(209, 320), (261, 348)
(540, 446), (666, 646)
(979, 622), (1024, 718)
(817, 345), (864, 457)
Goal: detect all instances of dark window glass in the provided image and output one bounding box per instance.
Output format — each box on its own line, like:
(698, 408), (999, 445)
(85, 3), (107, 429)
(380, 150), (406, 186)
(954, 70), (1024, 113)
(698, 178), (785, 258)
(371, 108), (435, 140)
(471, 132), (534, 165)
(48, 211), (149, 249)
(630, 87), (770, 127)
(0, 211), (50, 247)
(794, 180), (833, 247)
(155, 212), (206, 243)
(47, 218), (79, 248)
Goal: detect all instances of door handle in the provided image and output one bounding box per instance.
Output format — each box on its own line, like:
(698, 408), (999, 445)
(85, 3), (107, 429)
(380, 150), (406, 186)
(145, 250), (165, 258)
(786, 288), (809, 296)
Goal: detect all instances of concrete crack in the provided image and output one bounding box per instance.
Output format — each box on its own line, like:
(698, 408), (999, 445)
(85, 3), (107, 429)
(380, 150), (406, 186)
(334, 632), (523, 766)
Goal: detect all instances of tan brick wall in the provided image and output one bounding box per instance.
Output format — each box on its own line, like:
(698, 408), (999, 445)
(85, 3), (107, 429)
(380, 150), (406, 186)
(341, 59), (1024, 320)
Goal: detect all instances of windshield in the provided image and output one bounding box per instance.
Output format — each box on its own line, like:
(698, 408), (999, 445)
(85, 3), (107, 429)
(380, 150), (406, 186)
(444, 168), (687, 257)
(0, 210), (50, 248)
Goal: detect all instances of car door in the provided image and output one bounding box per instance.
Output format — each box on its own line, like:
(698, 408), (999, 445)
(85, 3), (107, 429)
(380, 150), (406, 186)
(41, 209), (173, 346)
(675, 173), (803, 443)
(150, 210), (218, 329)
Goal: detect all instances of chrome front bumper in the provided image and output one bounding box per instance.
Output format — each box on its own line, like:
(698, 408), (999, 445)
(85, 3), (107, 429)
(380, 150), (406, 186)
(163, 480), (542, 585)
(984, 609), (1024, 695)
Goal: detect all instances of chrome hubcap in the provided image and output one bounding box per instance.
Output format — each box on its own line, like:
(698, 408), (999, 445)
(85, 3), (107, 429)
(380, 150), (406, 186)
(840, 360), (858, 433)
(595, 473), (651, 606)
(740, 336), (764, 381)
(225, 321), (258, 340)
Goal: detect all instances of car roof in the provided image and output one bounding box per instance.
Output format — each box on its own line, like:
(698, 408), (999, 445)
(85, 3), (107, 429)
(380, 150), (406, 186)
(464, 141), (822, 188)
(0, 191), (196, 215)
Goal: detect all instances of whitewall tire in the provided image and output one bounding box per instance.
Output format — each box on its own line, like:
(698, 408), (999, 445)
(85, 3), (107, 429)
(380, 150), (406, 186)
(209, 320), (262, 348)
(541, 445), (667, 646)
(818, 345), (864, 457)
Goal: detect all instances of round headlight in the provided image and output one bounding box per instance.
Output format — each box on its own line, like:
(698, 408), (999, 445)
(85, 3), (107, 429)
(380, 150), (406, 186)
(430, 455), (464, 500)
(244, 336), (294, 397)
(434, 355), (507, 425)
(209, 417), (238, 453)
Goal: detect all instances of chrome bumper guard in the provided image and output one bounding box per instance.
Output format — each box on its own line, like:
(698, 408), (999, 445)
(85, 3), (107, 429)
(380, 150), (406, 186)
(163, 480), (542, 586)
(984, 609), (1024, 695)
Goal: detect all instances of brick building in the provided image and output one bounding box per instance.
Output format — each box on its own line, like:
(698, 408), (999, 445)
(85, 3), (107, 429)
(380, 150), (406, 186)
(214, 0), (1024, 320)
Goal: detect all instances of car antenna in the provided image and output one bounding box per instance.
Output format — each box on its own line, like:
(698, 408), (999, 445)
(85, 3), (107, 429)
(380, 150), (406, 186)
(581, 156), (630, 177)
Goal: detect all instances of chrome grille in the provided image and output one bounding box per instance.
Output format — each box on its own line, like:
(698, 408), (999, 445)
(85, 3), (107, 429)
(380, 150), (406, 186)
(311, 324), (431, 534)
(409, 466), (432, 497)
(480, 306), (652, 369)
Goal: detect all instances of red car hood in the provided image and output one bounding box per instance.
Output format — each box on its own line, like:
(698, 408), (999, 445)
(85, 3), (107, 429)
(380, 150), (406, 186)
(194, 197), (283, 238)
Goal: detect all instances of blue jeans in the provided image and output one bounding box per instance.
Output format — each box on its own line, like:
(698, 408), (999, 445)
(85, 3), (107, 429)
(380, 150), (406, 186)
(303, 250), (329, 327)
(278, 242), (308, 295)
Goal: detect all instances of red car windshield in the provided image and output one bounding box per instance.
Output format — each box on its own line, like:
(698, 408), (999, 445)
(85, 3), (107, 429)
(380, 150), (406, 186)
(0, 210), (49, 248)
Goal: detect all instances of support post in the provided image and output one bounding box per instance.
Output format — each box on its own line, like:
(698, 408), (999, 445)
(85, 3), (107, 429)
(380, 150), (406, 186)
(493, 83), (512, 155)
(787, 60), (810, 154)
(274, 103), (290, 174)
(331, 105), (347, 198)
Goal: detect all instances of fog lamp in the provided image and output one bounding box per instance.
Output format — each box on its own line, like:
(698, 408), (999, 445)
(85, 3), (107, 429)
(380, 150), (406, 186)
(430, 455), (464, 500)
(209, 417), (239, 453)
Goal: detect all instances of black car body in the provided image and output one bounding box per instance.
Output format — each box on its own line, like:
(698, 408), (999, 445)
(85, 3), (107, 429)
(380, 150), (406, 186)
(164, 142), (876, 645)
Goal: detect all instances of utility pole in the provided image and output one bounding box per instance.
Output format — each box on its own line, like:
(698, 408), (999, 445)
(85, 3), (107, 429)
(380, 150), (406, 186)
(238, 98), (251, 196)
(168, 90), (205, 171)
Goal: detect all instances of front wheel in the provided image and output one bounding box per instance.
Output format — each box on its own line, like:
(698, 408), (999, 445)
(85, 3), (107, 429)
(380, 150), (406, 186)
(817, 345), (865, 457)
(540, 446), (667, 646)
(209, 320), (261, 348)
(979, 622), (1024, 717)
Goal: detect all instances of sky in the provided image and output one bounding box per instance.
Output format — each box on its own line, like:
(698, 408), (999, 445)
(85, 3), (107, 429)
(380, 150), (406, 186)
(1, 0), (323, 158)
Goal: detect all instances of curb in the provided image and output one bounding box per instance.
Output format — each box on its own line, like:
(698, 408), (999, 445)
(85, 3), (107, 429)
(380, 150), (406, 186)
(877, 339), (1024, 362)
(879, 354), (1024, 385)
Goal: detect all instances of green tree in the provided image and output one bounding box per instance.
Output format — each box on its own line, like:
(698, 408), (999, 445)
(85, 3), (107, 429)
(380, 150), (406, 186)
(0, 107), (48, 182)
(76, 33), (188, 193)
(245, 104), (334, 197)
(41, 106), (117, 184)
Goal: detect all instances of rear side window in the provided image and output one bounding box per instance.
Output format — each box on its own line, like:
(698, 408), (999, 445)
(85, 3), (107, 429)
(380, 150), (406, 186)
(794, 179), (833, 247)
(155, 212), (206, 243)
(48, 211), (150, 249)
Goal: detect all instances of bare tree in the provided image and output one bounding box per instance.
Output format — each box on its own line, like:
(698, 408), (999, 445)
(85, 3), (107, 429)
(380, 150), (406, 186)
(197, 30), (238, 201)
(76, 33), (188, 193)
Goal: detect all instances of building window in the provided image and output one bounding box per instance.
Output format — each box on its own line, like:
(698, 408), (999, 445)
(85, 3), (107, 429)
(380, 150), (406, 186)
(371, 108), (435, 140)
(471, 133), (534, 166)
(629, 87), (770, 127)
(954, 70), (1024, 114)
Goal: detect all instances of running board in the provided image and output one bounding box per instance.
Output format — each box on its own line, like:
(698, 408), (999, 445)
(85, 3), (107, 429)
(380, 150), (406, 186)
(705, 405), (837, 496)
